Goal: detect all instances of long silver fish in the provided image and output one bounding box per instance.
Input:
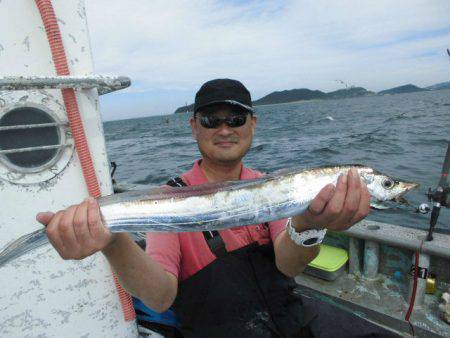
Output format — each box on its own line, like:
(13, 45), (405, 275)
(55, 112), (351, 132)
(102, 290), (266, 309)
(0, 165), (417, 266)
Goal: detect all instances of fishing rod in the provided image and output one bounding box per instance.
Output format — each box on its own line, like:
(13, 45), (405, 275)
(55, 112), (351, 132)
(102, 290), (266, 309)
(414, 142), (450, 239)
(404, 50), (450, 333)
(422, 141), (450, 241)
(414, 48), (450, 239)
(403, 140), (450, 332)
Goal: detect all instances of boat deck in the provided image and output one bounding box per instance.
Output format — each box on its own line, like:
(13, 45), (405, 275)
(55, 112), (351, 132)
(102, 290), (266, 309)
(295, 272), (449, 337)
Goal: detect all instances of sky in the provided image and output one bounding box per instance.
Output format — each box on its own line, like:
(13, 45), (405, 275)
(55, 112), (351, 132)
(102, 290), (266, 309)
(84, 0), (450, 120)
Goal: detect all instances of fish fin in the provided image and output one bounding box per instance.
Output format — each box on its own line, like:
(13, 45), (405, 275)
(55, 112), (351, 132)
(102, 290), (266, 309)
(0, 228), (49, 267)
(370, 201), (390, 210)
(99, 177), (269, 205)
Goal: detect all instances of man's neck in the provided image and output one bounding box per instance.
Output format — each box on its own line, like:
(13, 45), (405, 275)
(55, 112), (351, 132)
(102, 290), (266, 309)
(199, 158), (242, 182)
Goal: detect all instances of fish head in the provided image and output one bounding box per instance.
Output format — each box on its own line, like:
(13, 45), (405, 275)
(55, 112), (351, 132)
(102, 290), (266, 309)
(360, 168), (418, 202)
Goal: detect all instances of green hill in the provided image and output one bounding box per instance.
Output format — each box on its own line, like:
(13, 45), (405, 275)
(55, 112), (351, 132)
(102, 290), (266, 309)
(325, 87), (374, 99)
(378, 84), (428, 95)
(426, 82), (450, 90)
(252, 88), (327, 106)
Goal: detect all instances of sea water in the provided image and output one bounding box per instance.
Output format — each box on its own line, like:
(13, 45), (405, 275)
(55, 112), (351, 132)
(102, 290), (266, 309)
(104, 89), (450, 231)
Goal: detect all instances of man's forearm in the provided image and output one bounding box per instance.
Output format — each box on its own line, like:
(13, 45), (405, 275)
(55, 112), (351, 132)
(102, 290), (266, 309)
(274, 229), (320, 278)
(102, 233), (177, 312)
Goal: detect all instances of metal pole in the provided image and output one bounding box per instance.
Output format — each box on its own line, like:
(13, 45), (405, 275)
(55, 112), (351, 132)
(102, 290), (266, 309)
(363, 240), (380, 279)
(349, 237), (361, 275)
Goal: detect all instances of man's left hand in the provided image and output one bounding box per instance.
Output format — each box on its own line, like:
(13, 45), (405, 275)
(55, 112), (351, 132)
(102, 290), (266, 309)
(292, 168), (370, 232)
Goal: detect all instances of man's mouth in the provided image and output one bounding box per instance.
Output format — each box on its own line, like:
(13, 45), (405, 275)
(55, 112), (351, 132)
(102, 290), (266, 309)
(214, 140), (238, 147)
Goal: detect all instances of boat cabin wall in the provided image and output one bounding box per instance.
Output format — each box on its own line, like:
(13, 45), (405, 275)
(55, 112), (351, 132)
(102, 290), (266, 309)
(0, 1), (137, 336)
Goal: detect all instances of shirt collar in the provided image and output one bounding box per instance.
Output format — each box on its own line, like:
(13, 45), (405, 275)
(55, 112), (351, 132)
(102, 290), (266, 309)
(182, 159), (258, 185)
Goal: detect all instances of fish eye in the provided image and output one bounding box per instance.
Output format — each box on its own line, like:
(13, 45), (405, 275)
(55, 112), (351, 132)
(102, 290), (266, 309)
(382, 178), (395, 190)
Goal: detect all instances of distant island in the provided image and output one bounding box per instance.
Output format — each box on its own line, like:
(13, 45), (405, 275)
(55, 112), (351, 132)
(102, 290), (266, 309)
(174, 81), (449, 113)
(425, 82), (450, 91)
(378, 84), (428, 95)
(325, 87), (374, 100)
(252, 88), (328, 105)
(174, 104), (194, 114)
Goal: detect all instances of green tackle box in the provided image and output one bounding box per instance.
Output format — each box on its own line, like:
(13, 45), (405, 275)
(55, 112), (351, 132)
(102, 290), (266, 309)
(303, 244), (349, 281)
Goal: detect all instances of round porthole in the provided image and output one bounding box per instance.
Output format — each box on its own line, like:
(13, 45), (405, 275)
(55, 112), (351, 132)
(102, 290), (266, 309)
(0, 106), (63, 173)
(0, 92), (74, 185)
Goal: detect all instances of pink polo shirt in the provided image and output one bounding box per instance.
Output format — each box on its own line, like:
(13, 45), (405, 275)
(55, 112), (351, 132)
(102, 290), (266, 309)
(146, 160), (287, 281)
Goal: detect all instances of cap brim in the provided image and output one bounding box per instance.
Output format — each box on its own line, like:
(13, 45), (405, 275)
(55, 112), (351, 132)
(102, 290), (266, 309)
(195, 100), (254, 113)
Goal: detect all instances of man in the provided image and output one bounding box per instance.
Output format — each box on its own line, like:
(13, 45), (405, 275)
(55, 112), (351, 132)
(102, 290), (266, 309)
(37, 79), (383, 337)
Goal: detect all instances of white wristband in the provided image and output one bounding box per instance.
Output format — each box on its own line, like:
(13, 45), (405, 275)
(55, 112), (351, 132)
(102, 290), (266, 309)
(286, 218), (327, 247)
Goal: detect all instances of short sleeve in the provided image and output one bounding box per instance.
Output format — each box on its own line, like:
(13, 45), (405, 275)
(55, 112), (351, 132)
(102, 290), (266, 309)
(146, 232), (181, 279)
(269, 218), (288, 242)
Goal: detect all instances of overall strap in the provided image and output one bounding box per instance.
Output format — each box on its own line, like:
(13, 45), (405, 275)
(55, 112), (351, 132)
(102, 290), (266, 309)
(166, 177), (227, 258)
(166, 176), (186, 187)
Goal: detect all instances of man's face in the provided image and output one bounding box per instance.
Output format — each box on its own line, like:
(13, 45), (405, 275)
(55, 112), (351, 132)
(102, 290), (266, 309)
(190, 105), (257, 165)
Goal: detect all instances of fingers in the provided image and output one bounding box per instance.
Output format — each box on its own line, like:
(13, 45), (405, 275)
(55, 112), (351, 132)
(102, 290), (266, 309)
(87, 197), (111, 244)
(73, 199), (95, 250)
(298, 168), (371, 232)
(328, 168), (361, 229)
(36, 211), (55, 226)
(40, 198), (113, 260)
(46, 211), (67, 257)
(320, 172), (348, 224)
(349, 180), (371, 224)
(307, 184), (335, 216)
(58, 205), (81, 256)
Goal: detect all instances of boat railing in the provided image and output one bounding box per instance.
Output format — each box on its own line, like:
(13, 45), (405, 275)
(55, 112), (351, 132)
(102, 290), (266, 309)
(343, 219), (450, 261)
(333, 219), (449, 308)
(0, 75), (130, 95)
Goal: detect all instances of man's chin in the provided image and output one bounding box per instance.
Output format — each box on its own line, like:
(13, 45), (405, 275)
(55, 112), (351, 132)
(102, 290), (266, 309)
(214, 154), (243, 164)
(210, 150), (245, 164)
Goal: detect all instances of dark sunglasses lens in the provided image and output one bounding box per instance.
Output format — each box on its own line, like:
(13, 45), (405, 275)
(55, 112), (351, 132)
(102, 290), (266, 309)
(227, 115), (247, 127)
(199, 113), (248, 128)
(200, 116), (220, 128)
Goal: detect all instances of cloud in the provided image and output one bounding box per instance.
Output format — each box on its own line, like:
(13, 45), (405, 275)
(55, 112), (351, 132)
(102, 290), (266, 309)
(85, 0), (450, 119)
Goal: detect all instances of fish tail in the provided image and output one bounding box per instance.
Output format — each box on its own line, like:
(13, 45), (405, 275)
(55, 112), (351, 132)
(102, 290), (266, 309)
(0, 228), (49, 267)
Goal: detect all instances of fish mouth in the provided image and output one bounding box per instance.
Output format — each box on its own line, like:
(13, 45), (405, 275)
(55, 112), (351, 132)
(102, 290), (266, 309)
(401, 182), (419, 193)
(392, 196), (409, 205)
(390, 182), (419, 203)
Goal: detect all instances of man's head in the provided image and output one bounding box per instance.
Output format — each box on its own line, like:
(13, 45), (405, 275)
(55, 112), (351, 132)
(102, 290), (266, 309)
(190, 79), (257, 165)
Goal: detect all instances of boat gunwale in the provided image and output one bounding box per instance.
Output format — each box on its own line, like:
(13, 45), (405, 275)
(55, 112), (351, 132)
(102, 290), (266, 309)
(341, 220), (450, 259)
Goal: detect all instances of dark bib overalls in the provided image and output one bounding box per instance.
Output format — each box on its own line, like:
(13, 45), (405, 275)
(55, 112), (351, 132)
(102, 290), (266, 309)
(166, 177), (314, 338)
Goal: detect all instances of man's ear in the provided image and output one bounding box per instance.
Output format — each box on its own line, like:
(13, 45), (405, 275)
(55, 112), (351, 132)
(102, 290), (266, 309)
(189, 116), (198, 140)
(250, 114), (257, 136)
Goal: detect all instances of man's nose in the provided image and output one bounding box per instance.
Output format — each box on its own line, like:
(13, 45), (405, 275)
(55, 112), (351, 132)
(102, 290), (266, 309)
(216, 121), (234, 135)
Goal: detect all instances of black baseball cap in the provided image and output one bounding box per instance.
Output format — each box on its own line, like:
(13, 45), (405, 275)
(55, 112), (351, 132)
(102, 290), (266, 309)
(193, 79), (254, 114)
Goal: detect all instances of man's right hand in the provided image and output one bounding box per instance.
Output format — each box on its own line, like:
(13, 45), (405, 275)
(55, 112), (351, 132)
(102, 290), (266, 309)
(36, 197), (116, 260)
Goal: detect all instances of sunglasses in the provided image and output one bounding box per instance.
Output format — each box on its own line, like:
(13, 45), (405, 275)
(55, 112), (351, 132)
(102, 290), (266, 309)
(198, 113), (248, 129)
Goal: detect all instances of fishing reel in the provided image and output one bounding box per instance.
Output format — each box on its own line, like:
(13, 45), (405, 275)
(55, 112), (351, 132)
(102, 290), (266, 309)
(416, 186), (450, 214)
(426, 186), (449, 208)
(416, 203), (430, 214)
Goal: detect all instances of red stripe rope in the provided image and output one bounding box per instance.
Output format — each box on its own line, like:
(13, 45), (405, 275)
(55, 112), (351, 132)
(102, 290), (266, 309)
(34, 0), (135, 322)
